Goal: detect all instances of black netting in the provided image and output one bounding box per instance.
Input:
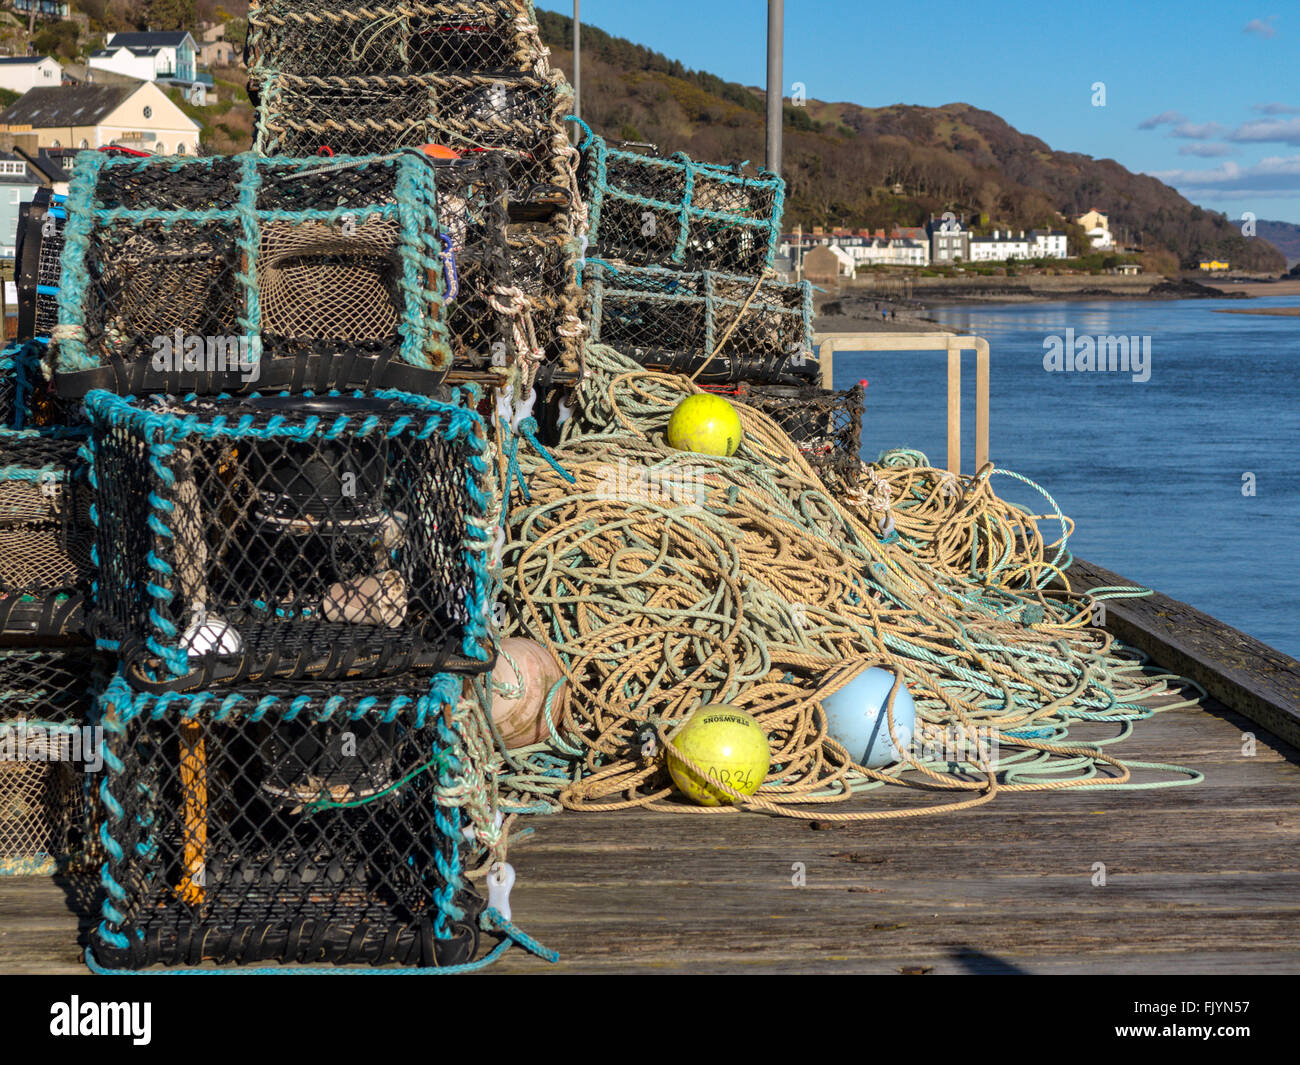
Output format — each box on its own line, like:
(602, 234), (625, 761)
(15, 189), (66, 342)
(502, 222), (582, 370)
(87, 393), (494, 691)
(711, 383), (865, 487)
(247, 0), (545, 77)
(581, 135), (784, 274)
(0, 433), (93, 635)
(0, 645), (101, 874)
(419, 155), (581, 370)
(435, 155), (513, 368)
(54, 153), (453, 399)
(91, 677), (485, 968)
(1, 340), (84, 431)
(252, 72), (572, 200)
(585, 263), (817, 384)
(0, 349), (17, 431)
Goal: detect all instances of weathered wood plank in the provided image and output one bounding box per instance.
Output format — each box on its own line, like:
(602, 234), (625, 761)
(1061, 557), (1300, 749)
(2, 676), (1297, 975)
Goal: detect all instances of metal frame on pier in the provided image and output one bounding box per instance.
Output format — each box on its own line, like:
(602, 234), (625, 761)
(814, 332), (991, 475)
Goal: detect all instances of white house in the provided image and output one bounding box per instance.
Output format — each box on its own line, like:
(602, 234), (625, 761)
(1030, 229), (1069, 258)
(969, 229), (1069, 262)
(782, 227), (931, 269)
(0, 56), (63, 95)
(90, 31), (199, 85)
(1075, 209), (1114, 250)
(969, 230), (1029, 262)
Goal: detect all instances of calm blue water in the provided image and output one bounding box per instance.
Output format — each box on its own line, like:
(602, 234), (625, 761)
(832, 296), (1300, 659)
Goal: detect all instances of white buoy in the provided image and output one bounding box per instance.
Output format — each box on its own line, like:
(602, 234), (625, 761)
(180, 611), (244, 656)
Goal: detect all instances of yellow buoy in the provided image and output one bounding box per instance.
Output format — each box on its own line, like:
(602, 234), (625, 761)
(667, 704), (770, 806)
(666, 394), (743, 457)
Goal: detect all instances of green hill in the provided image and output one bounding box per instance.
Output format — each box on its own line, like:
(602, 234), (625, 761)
(537, 11), (1285, 273)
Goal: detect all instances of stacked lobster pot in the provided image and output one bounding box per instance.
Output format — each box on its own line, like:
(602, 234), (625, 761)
(247, 0), (587, 390)
(0, 184), (103, 879)
(577, 123), (864, 485)
(9, 144), (527, 972)
(0, 428), (101, 877)
(0, 647), (102, 875)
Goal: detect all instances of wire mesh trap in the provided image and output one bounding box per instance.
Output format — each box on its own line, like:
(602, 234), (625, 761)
(435, 154), (515, 368)
(52, 151), (453, 399)
(16, 188), (66, 344)
(0, 645), (101, 876)
(252, 72), (573, 200)
(0, 431), (93, 635)
(584, 263), (817, 385)
(501, 222), (582, 371)
(1, 342), (82, 431)
(90, 674), (489, 969)
(416, 155), (582, 371)
(711, 383), (865, 488)
(0, 345), (23, 431)
(86, 390), (495, 691)
(580, 131), (784, 275)
(247, 0), (546, 78)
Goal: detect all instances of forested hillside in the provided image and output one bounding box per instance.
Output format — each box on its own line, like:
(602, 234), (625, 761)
(537, 11), (1284, 272)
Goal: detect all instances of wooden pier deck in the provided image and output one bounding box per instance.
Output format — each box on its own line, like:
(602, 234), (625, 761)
(3, 680), (1298, 975)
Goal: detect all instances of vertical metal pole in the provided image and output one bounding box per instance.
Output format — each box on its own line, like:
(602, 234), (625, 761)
(946, 340), (962, 476)
(573, 1), (581, 123)
(766, 0), (783, 177)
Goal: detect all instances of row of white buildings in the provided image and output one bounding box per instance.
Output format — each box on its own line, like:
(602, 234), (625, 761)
(779, 211), (1121, 277)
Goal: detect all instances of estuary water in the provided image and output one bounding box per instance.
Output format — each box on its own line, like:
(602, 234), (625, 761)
(831, 294), (1300, 659)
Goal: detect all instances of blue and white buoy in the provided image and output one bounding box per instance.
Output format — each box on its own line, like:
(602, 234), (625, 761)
(822, 667), (917, 769)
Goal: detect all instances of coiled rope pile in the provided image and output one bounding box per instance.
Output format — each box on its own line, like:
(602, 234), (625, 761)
(484, 345), (1201, 821)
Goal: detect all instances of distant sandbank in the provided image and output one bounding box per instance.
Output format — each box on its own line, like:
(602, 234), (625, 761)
(1212, 306), (1300, 316)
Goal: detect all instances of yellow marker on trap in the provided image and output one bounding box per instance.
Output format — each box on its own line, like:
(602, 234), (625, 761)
(667, 705), (771, 807)
(176, 719), (207, 906)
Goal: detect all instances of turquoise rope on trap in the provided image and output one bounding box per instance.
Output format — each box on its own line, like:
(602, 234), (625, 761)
(574, 118), (785, 275)
(584, 261), (816, 384)
(83, 387), (496, 690)
(87, 671), (554, 972)
(52, 150), (454, 399)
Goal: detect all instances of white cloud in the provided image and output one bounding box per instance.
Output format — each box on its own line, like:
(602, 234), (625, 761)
(1150, 154), (1300, 195)
(1137, 110), (1185, 130)
(1252, 102), (1300, 115)
(1228, 117), (1300, 145)
(1171, 121), (1226, 139)
(1243, 16), (1278, 38)
(1178, 143), (1235, 158)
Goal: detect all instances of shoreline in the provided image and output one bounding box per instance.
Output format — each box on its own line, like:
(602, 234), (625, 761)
(812, 277), (1300, 334)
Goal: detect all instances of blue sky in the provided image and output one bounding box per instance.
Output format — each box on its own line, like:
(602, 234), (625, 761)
(539, 1), (1300, 224)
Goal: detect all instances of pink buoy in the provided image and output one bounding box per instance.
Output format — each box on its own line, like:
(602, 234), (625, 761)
(490, 638), (566, 748)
